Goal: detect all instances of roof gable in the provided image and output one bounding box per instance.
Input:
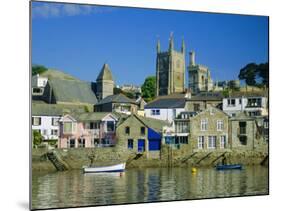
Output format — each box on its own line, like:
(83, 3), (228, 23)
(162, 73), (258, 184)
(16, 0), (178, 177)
(96, 94), (135, 105)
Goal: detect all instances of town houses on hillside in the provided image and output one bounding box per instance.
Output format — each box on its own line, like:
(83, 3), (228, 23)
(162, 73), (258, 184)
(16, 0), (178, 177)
(31, 35), (268, 157)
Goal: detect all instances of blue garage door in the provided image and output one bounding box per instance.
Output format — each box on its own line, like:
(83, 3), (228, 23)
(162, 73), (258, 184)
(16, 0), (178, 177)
(138, 139), (145, 152)
(149, 139), (161, 151)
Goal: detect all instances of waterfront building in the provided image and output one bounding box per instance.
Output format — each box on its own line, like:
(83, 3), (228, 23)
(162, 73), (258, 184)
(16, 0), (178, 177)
(188, 51), (214, 94)
(189, 106), (229, 152)
(185, 91), (223, 112)
(94, 93), (138, 115)
(116, 114), (170, 158)
(229, 112), (268, 151)
(58, 112), (119, 148)
(32, 103), (62, 142)
(222, 95), (268, 117)
(144, 94), (187, 123)
(156, 34), (186, 96)
(96, 63), (114, 101)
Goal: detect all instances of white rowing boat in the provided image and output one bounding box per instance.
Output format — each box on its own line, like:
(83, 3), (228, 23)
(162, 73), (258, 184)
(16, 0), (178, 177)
(83, 163), (126, 173)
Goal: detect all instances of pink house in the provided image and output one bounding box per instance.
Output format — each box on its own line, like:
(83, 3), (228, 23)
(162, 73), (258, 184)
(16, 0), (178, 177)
(58, 113), (118, 149)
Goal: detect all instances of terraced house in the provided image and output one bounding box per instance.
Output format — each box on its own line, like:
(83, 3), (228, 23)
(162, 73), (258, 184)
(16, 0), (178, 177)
(58, 112), (119, 148)
(189, 106), (229, 152)
(116, 114), (170, 158)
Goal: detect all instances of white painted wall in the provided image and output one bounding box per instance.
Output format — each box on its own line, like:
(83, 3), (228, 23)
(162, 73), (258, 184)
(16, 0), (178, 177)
(222, 97), (267, 116)
(32, 115), (60, 140)
(144, 108), (185, 122)
(31, 74), (48, 88)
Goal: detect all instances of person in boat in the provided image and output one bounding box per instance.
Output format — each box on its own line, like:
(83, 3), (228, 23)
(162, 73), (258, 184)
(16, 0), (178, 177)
(89, 154), (96, 167)
(222, 155), (226, 165)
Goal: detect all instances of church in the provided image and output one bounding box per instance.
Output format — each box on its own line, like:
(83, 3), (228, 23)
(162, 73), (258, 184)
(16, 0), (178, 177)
(156, 35), (213, 96)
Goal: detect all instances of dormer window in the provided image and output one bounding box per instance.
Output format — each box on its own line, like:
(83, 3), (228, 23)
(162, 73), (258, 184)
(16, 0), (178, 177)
(227, 99), (236, 106)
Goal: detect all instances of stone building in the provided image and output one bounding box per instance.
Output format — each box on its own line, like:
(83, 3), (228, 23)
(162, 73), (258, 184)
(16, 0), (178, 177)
(189, 106), (229, 152)
(94, 93), (138, 115)
(229, 112), (268, 151)
(96, 63), (114, 101)
(188, 51), (213, 94)
(156, 34), (186, 96)
(116, 114), (170, 158)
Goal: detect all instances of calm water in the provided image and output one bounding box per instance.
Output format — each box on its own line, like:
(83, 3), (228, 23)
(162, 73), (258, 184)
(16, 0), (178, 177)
(32, 166), (268, 210)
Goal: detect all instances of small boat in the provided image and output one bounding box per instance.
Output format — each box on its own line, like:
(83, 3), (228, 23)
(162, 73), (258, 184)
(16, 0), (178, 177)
(83, 163), (126, 173)
(216, 164), (242, 170)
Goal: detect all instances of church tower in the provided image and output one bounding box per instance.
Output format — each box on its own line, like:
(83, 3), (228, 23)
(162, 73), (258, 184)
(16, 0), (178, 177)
(188, 51), (213, 94)
(96, 63), (114, 101)
(156, 34), (186, 96)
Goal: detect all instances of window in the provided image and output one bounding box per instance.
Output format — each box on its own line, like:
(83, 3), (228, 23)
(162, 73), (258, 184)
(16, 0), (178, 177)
(78, 138), (85, 148)
(239, 136), (247, 145)
(128, 139), (133, 149)
(51, 129), (58, 136)
(239, 122), (246, 134)
(208, 136), (216, 149)
(67, 139), (76, 148)
(239, 99), (242, 104)
(264, 120), (269, 129)
(32, 117), (41, 126)
(194, 104), (200, 111)
(107, 121), (115, 132)
(43, 129), (48, 135)
(32, 87), (43, 94)
(227, 99), (236, 106)
(125, 126), (130, 135)
(220, 136), (227, 149)
(140, 127), (145, 135)
(217, 120), (224, 131)
(89, 122), (99, 129)
(247, 98), (262, 107)
(198, 136), (204, 149)
(176, 136), (188, 144)
(200, 119), (208, 131)
(63, 122), (76, 134)
(151, 109), (160, 115)
(175, 121), (188, 133)
(52, 117), (59, 126)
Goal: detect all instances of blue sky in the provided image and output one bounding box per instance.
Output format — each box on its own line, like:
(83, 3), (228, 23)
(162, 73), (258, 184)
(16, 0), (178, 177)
(32, 1), (268, 86)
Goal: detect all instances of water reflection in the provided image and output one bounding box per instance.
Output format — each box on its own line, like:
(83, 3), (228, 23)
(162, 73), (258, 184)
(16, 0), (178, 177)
(32, 166), (268, 210)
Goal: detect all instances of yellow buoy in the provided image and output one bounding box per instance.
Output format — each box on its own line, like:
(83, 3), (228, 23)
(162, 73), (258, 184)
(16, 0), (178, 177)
(191, 167), (197, 173)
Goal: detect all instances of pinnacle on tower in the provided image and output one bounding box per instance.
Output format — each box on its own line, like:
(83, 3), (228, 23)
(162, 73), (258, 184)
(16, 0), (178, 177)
(169, 32), (174, 51)
(157, 38), (161, 53)
(181, 37), (186, 54)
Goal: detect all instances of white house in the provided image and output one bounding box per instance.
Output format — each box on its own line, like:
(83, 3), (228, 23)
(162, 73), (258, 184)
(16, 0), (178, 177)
(31, 74), (48, 95)
(144, 96), (186, 123)
(32, 103), (64, 141)
(32, 115), (60, 140)
(222, 96), (268, 117)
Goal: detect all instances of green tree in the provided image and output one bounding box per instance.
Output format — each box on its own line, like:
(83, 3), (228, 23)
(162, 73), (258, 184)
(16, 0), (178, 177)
(141, 76), (156, 102)
(32, 64), (48, 76)
(238, 62), (269, 87)
(33, 130), (43, 147)
(258, 62), (269, 87)
(238, 63), (258, 86)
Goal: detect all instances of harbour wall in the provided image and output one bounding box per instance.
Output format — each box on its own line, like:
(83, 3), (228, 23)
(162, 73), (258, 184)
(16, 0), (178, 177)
(32, 146), (268, 172)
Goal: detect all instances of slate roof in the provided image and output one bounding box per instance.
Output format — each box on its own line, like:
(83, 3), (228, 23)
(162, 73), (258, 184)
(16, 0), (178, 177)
(145, 97), (186, 109)
(189, 92), (223, 101)
(95, 94), (136, 105)
(48, 78), (98, 105)
(32, 102), (86, 116)
(96, 63), (113, 81)
(135, 115), (170, 133)
(73, 112), (117, 122)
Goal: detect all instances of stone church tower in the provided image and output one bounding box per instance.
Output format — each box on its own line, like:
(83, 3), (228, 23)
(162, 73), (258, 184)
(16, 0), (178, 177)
(156, 34), (186, 96)
(188, 51), (213, 94)
(96, 63), (114, 101)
